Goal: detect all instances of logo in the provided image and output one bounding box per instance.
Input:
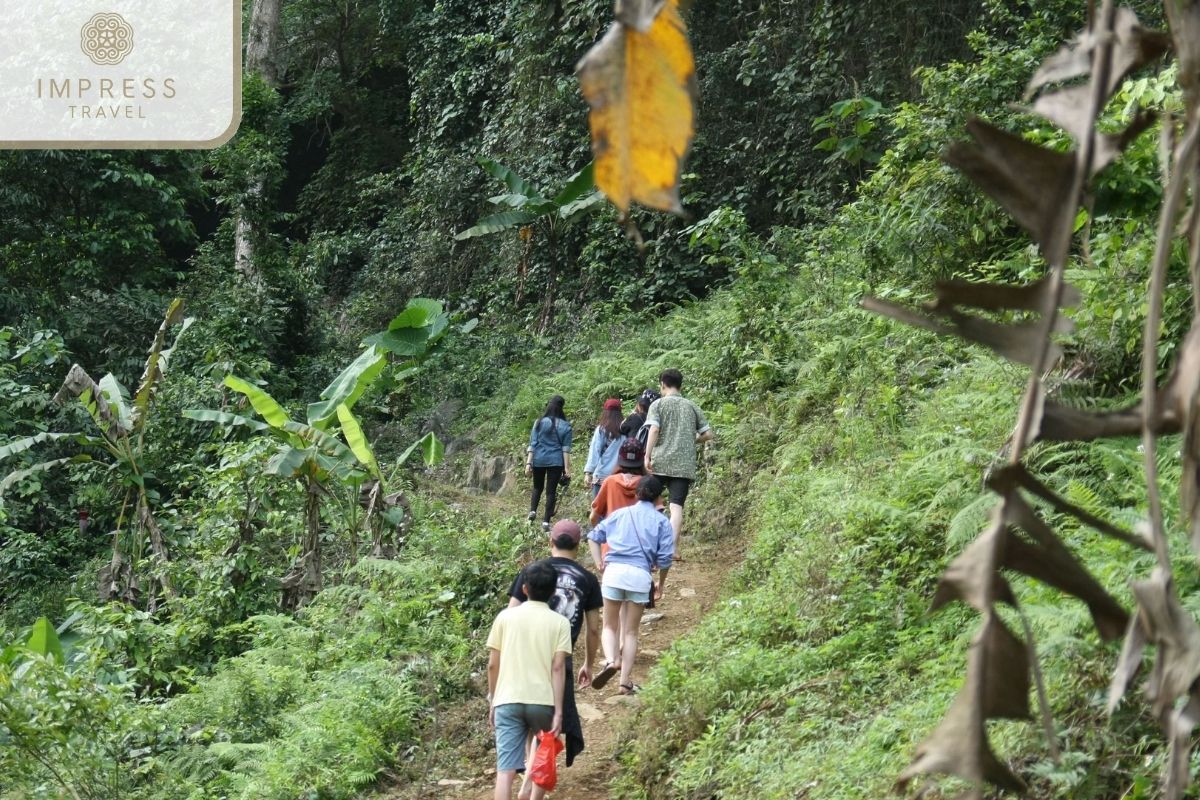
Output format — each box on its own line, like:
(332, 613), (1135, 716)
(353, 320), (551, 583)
(80, 12), (134, 66)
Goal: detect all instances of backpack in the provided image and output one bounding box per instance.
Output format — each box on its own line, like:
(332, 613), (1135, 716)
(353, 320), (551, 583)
(635, 422), (651, 448)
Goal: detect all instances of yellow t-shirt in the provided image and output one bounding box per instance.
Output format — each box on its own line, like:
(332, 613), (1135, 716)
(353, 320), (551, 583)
(486, 600), (572, 707)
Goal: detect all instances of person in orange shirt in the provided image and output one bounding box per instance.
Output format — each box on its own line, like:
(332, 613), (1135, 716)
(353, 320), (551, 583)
(590, 438), (650, 528)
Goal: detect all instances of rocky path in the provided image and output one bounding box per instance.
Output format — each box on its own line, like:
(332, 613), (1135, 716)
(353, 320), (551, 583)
(431, 541), (727, 799)
(380, 481), (737, 800)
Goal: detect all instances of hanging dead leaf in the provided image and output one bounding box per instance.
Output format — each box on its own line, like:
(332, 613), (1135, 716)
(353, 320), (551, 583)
(1166, 694), (1200, 800)
(1031, 86), (1154, 174)
(614, 0), (666, 32)
(1165, 1), (1200, 100)
(1002, 494), (1128, 641)
(1129, 568), (1200, 719)
(932, 275), (1081, 313)
(944, 119), (1078, 260)
(1025, 7), (1168, 99)
(931, 519), (1016, 613)
(988, 464), (1148, 552)
(896, 615), (1028, 794)
(1108, 612), (1148, 713)
(576, 0), (696, 215)
(861, 297), (1065, 368)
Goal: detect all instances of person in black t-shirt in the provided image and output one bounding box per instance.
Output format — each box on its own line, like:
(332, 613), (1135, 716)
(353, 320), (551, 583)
(507, 519), (603, 779)
(620, 388), (659, 439)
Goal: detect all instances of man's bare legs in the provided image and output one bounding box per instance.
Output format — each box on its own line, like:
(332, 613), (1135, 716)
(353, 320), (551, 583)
(516, 731), (550, 800)
(669, 501), (684, 557)
(496, 769), (517, 800)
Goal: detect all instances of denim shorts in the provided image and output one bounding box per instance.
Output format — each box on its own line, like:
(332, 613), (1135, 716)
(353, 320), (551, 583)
(494, 703), (555, 772)
(602, 584), (650, 604)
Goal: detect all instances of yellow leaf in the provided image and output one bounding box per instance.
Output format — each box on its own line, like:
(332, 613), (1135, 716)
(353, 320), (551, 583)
(576, 0), (696, 215)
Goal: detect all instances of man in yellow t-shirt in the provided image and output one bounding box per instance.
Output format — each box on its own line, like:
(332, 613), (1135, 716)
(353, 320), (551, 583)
(486, 559), (572, 800)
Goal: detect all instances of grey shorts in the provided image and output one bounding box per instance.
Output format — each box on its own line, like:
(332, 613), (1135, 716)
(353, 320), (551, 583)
(493, 703), (555, 772)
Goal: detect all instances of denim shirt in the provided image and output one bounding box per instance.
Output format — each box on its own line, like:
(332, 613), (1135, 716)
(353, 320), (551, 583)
(527, 416), (572, 468)
(588, 500), (674, 572)
(583, 427), (625, 483)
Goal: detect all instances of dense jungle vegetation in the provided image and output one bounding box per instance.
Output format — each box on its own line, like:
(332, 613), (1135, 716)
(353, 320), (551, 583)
(3, 0), (1200, 797)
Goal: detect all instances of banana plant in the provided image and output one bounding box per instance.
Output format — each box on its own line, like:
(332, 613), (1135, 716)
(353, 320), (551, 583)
(336, 402), (443, 559)
(0, 299), (192, 607)
(185, 298), (451, 608)
(456, 159), (603, 332)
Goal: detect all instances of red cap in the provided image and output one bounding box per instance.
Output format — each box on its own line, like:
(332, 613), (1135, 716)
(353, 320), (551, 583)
(550, 519), (582, 545)
(603, 398), (622, 411)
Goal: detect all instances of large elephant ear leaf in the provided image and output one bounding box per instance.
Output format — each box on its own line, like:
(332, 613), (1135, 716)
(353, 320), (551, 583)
(577, 0), (696, 215)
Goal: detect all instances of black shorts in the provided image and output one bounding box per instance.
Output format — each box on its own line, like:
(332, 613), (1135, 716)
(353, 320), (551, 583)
(663, 476), (692, 506)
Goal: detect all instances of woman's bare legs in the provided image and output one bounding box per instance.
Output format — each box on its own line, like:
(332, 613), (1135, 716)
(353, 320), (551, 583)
(620, 600), (645, 688)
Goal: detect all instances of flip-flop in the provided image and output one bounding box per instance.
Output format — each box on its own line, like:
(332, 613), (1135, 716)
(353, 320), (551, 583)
(618, 683), (641, 695)
(592, 661), (619, 690)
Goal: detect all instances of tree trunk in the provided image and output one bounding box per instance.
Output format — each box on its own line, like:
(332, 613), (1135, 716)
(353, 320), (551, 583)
(536, 230), (560, 334)
(235, 0), (283, 283)
(139, 496), (178, 600)
(281, 477), (323, 610)
(246, 0), (282, 86)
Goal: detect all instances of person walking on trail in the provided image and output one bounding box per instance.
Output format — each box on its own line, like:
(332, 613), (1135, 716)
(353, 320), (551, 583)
(589, 438), (653, 669)
(620, 388), (659, 441)
(587, 475), (674, 695)
(487, 559), (572, 800)
(644, 369), (712, 560)
(590, 438), (651, 527)
(526, 395), (573, 532)
(584, 398), (626, 498)
(506, 520), (602, 781)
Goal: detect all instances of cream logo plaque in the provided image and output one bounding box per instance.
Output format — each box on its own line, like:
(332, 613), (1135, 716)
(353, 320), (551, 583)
(81, 13), (134, 66)
(0, 1), (241, 148)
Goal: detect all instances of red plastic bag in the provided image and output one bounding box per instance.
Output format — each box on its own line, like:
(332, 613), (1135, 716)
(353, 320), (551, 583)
(530, 730), (563, 790)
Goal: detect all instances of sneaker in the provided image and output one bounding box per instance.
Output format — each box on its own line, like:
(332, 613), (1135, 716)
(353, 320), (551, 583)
(527, 511), (537, 523)
(542, 522), (551, 533)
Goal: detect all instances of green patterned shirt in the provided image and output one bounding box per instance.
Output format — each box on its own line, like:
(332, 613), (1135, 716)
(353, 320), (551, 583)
(645, 395), (710, 480)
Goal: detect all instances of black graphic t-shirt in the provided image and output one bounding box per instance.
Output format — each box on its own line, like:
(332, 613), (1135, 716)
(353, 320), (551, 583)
(509, 556), (603, 645)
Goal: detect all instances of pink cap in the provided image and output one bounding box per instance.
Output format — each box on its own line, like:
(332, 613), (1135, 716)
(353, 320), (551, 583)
(550, 519), (582, 544)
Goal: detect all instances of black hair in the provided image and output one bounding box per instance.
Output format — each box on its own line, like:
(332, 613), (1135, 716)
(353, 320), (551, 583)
(542, 395), (567, 420)
(636, 474), (664, 502)
(552, 532), (579, 550)
(659, 369), (683, 390)
(524, 559), (558, 602)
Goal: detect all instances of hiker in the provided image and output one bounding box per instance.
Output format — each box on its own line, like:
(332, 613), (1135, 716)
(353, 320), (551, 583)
(507, 520), (602, 784)
(644, 369), (712, 560)
(583, 398), (626, 498)
(487, 559), (572, 800)
(526, 395), (573, 532)
(589, 438), (649, 526)
(589, 438), (652, 666)
(587, 475), (674, 695)
(620, 388), (659, 441)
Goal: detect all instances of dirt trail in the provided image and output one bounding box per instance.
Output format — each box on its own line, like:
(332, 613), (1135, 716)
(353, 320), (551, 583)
(388, 484), (736, 800)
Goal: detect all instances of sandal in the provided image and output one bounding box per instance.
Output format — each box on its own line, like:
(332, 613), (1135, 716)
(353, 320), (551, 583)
(618, 683), (641, 695)
(592, 661), (619, 690)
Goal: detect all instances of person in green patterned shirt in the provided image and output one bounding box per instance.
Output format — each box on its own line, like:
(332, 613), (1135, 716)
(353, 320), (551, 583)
(643, 369), (712, 560)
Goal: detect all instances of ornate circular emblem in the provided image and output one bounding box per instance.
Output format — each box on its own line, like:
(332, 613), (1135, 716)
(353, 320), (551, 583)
(80, 13), (134, 66)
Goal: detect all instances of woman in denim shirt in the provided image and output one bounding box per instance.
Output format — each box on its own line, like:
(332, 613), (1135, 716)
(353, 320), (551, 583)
(526, 395), (573, 531)
(584, 398), (626, 498)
